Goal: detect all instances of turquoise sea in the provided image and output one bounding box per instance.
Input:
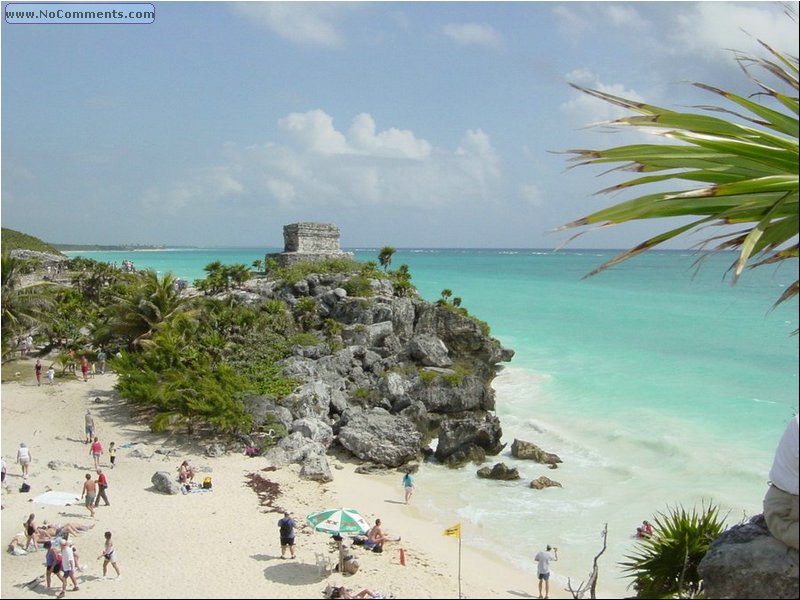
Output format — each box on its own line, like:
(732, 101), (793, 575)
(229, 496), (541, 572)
(67, 247), (798, 596)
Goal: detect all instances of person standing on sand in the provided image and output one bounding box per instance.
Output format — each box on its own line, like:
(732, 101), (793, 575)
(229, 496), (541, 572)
(278, 511), (296, 558)
(90, 437), (103, 469)
(35, 359), (43, 386)
(97, 349), (107, 375)
(80, 356), (89, 381)
(84, 410), (95, 444)
(402, 471), (414, 504)
(534, 545), (558, 599)
(80, 473), (96, 517)
(16, 442), (31, 478)
(47, 364), (55, 385)
(97, 530), (121, 578)
(108, 442), (116, 469)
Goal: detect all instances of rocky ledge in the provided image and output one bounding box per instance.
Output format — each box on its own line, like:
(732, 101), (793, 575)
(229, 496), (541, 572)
(233, 269), (513, 480)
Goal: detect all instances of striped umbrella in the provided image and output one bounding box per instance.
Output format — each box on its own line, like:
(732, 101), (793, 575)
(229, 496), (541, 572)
(306, 507), (370, 535)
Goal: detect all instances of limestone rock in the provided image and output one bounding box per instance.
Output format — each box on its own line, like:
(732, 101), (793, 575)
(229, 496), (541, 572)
(511, 439), (562, 465)
(530, 476), (562, 490)
(698, 513), (798, 599)
(408, 334), (453, 368)
(477, 462), (520, 480)
(337, 409), (421, 467)
(151, 471), (180, 495)
(434, 413), (505, 462)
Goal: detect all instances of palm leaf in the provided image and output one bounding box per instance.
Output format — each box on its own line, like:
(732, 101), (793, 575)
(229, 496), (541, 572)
(561, 35), (799, 310)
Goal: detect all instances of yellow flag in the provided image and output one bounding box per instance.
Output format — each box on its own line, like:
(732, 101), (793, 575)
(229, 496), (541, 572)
(443, 523), (461, 538)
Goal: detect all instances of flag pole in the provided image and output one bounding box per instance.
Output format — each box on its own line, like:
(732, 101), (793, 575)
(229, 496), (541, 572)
(443, 523), (462, 598)
(458, 532), (462, 599)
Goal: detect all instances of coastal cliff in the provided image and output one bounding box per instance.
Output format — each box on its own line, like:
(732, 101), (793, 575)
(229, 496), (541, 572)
(234, 268), (514, 479)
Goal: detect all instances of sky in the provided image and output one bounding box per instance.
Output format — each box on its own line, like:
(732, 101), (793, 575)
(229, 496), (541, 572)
(1, 1), (798, 249)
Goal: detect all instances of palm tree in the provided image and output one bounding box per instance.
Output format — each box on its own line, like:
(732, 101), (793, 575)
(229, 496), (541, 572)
(560, 39), (798, 310)
(378, 246), (396, 271)
(1, 253), (55, 359)
(106, 270), (192, 349)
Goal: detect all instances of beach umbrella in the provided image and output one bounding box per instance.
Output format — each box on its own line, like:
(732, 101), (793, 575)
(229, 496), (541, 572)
(307, 508), (370, 575)
(306, 507), (370, 535)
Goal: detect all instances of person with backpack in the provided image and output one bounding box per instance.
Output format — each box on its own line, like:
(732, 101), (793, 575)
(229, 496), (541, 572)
(278, 511), (296, 559)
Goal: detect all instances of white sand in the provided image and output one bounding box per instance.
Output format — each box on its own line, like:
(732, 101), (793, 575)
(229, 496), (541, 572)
(1, 368), (573, 598)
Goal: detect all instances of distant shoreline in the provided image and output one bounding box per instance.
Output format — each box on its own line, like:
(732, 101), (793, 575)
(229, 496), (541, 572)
(56, 244), (199, 251)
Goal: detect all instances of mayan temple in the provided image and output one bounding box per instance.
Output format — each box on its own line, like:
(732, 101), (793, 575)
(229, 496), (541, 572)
(266, 222), (354, 267)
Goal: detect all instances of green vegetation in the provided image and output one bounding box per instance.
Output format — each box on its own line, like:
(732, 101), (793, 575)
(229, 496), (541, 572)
(194, 261), (251, 294)
(561, 38), (798, 309)
(436, 287), (491, 336)
(267, 257), (363, 285)
(378, 246), (396, 271)
(1, 228), (64, 256)
(620, 503), (727, 598)
(342, 274), (373, 297)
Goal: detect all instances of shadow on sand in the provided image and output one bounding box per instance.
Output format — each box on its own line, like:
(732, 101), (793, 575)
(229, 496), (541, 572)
(263, 560), (327, 585)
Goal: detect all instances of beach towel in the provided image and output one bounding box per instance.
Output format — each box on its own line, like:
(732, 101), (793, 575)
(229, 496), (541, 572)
(31, 491), (82, 506)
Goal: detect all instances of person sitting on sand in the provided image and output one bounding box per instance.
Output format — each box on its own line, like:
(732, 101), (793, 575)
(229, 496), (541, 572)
(8, 530), (53, 553)
(365, 518), (399, 552)
(178, 460), (196, 484)
(635, 520), (654, 539)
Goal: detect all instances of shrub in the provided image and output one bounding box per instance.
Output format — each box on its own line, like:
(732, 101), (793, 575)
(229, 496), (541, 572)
(620, 502), (727, 598)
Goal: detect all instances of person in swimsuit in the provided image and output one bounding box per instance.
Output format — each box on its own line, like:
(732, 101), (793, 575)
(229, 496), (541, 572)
(24, 513), (39, 551)
(80, 473), (96, 517)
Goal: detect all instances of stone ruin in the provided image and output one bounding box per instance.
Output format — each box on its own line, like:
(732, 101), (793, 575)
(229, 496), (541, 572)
(266, 223), (354, 268)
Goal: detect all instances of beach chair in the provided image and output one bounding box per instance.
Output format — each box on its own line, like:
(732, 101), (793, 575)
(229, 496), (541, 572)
(315, 551), (332, 576)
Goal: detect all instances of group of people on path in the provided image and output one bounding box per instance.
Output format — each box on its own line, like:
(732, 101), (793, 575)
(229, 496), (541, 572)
(44, 529), (120, 598)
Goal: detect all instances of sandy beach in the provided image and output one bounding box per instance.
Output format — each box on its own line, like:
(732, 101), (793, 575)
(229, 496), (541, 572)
(1, 362), (569, 599)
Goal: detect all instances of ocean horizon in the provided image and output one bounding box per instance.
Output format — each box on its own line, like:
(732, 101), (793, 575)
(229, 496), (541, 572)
(65, 246), (799, 597)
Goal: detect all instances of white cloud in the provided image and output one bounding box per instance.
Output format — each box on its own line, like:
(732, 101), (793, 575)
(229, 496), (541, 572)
(520, 183), (543, 207)
(232, 3), (347, 47)
(442, 23), (502, 48)
(141, 111), (501, 214)
(670, 2), (799, 60)
(279, 110), (350, 155)
(348, 113), (432, 159)
(604, 4), (648, 30)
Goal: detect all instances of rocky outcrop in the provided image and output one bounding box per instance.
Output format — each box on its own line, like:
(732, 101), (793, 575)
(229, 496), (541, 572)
(530, 476), (562, 490)
(434, 413), (505, 464)
(477, 462), (520, 480)
(698, 514), (799, 599)
(151, 471), (180, 495)
(337, 409), (422, 467)
(238, 257), (513, 474)
(511, 439), (562, 466)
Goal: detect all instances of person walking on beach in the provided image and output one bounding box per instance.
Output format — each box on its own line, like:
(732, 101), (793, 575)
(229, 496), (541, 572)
(80, 355), (90, 381)
(57, 538), (79, 598)
(16, 442), (31, 478)
(108, 442), (116, 469)
(97, 349), (107, 375)
(402, 471), (414, 504)
(35, 359), (43, 386)
(97, 530), (121, 578)
(47, 364), (55, 385)
(278, 511), (296, 559)
(84, 410), (95, 444)
(90, 437), (103, 469)
(534, 545), (558, 599)
(94, 469), (110, 507)
(80, 473), (96, 518)
(44, 540), (64, 589)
